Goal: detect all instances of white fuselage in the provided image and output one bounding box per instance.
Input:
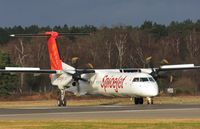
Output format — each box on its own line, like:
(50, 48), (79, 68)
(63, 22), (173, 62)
(88, 72), (159, 97)
(53, 69), (159, 98)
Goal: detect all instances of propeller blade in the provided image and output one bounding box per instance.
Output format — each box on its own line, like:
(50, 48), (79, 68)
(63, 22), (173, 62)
(160, 59), (169, 65)
(71, 57), (79, 65)
(78, 77), (89, 82)
(71, 57), (79, 69)
(59, 33), (91, 36)
(145, 56), (152, 63)
(170, 75), (173, 83)
(76, 69), (95, 74)
(86, 63), (94, 69)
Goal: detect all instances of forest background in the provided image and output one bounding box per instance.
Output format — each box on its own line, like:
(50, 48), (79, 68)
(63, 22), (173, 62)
(0, 19), (199, 97)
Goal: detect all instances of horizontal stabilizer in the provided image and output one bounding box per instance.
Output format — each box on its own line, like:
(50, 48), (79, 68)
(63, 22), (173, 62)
(10, 33), (90, 38)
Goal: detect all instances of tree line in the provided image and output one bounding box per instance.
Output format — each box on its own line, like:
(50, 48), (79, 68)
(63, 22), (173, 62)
(0, 19), (200, 96)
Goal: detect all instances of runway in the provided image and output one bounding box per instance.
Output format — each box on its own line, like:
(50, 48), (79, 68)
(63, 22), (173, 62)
(0, 104), (199, 120)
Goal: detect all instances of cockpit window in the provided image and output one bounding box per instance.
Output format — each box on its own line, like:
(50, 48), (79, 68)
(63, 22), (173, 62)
(140, 78), (149, 82)
(133, 77), (155, 82)
(149, 77), (155, 82)
(133, 78), (140, 82)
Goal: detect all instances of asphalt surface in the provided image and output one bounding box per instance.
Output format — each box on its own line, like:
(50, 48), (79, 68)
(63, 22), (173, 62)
(0, 104), (199, 120)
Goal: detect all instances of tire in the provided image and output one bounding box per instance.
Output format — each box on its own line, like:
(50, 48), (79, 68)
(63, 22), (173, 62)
(62, 97), (67, 106)
(134, 97), (143, 105)
(147, 97), (153, 105)
(139, 98), (144, 104)
(134, 97), (139, 105)
(150, 99), (153, 104)
(57, 97), (67, 107)
(57, 99), (62, 107)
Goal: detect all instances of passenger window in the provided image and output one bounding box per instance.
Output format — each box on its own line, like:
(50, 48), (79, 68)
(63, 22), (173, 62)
(140, 78), (148, 82)
(149, 77), (155, 82)
(133, 78), (140, 82)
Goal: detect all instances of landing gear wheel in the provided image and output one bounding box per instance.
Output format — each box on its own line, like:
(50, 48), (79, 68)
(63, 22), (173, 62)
(57, 99), (62, 107)
(62, 97), (67, 106)
(147, 97), (153, 105)
(134, 97), (144, 105)
(139, 97), (144, 104)
(57, 97), (67, 107)
(134, 97), (139, 105)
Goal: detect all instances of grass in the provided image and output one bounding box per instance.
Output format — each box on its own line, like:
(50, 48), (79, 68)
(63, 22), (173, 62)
(154, 96), (200, 104)
(0, 119), (199, 129)
(0, 96), (199, 108)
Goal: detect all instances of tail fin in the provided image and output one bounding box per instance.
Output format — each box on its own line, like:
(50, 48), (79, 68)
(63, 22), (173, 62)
(45, 32), (75, 85)
(45, 32), (63, 70)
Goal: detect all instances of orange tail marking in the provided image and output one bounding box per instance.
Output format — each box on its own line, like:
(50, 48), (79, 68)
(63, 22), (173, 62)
(45, 32), (62, 70)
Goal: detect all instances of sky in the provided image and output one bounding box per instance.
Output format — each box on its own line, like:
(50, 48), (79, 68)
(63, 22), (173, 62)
(0, 0), (200, 27)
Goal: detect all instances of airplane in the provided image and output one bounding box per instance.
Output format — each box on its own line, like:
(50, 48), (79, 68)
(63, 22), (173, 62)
(2, 31), (199, 106)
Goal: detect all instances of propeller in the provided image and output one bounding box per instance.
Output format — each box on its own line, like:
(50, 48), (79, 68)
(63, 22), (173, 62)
(69, 57), (95, 94)
(145, 56), (175, 82)
(145, 56), (159, 80)
(160, 59), (175, 83)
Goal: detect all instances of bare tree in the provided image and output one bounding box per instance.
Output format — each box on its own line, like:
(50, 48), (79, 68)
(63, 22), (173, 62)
(129, 31), (146, 67)
(105, 40), (112, 67)
(135, 47), (146, 67)
(28, 38), (48, 93)
(186, 32), (200, 62)
(35, 40), (46, 67)
(175, 38), (180, 55)
(114, 33), (127, 68)
(15, 39), (28, 94)
(89, 43), (98, 64)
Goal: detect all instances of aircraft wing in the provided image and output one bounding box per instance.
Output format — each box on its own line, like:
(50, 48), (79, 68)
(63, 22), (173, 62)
(157, 64), (200, 71)
(1, 64), (199, 76)
(125, 64), (200, 74)
(0, 67), (57, 74)
(0, 67), (96, 83)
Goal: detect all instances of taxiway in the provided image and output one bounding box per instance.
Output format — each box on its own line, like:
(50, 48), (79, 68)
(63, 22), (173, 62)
(0, 104), (199, 120)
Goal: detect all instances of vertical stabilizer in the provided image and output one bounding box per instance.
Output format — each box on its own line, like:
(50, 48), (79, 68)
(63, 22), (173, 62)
(45, 32), (63, 70)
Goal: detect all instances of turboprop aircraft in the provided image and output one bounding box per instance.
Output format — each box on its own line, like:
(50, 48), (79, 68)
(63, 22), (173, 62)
(2, 31), (200, 106)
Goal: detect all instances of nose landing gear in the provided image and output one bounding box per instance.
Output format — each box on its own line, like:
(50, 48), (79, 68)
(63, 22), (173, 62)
(133, 97), (154, 105)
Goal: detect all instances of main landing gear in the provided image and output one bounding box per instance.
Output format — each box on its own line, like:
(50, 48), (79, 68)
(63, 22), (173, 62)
(133, 97), (154, 105)
(57, 88), (67, 107)
(134, 97), (144, 104)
